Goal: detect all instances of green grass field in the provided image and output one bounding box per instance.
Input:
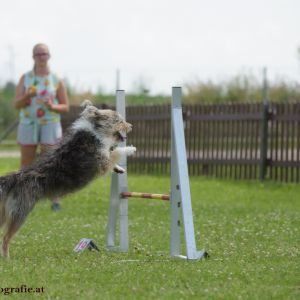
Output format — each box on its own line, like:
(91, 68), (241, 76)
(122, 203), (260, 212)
(0, 158), (299, 299)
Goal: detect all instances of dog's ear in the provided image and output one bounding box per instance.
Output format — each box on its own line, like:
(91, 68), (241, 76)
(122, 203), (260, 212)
(80, 99), (93, 109)
(81, 105), (110, 122)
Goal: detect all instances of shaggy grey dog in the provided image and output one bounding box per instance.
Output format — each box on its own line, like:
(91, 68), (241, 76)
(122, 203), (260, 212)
(0, 100), (136, 257)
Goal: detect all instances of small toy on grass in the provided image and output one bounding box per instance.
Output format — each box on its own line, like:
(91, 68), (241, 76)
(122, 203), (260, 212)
(73, 238), (99, 253)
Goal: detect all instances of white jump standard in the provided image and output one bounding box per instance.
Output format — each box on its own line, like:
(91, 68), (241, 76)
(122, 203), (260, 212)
(106, 87), (208, 260)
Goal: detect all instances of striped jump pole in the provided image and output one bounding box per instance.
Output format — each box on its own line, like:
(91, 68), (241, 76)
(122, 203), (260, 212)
(121, 192), (170, 201)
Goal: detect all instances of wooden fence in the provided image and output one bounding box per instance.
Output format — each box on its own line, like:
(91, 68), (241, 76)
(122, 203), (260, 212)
(61, 102), (300, 182)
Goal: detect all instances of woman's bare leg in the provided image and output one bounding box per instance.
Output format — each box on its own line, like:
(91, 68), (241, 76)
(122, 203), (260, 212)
(20, 145), (37, 168)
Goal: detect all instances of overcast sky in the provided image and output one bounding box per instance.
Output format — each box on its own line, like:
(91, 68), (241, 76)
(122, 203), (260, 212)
(0, 0), (299, 94)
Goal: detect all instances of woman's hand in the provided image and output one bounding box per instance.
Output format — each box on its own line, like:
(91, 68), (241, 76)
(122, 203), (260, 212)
(15, 75), (37, 109)
(44, 97), (54, 110)
(46, 81), (69, 113)
(27, 86), (37, 98)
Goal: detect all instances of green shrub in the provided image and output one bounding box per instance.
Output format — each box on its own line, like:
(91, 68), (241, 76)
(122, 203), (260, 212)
(184, 73), (300, 104)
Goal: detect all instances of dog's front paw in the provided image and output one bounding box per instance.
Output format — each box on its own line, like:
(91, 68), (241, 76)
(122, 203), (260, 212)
(125, 146), (136, 156)
(80, 99), (93, 109)
(113, 165), (126, 174)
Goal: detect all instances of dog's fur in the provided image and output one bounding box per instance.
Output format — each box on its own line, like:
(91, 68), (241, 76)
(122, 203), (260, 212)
(0, 100), (135, 257)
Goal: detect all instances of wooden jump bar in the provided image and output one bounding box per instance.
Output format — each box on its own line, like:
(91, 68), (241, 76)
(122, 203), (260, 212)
(121, 192), (170, 201)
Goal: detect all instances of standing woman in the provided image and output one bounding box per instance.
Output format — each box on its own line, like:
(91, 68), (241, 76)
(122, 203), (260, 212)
(15, 43), (69, 211)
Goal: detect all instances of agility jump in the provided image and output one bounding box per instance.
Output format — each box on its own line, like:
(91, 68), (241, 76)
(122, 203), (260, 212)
(106, 87), (207, 260)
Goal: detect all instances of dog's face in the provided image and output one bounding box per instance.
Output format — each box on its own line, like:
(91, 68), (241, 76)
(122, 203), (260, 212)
(80, 100), (132, 144)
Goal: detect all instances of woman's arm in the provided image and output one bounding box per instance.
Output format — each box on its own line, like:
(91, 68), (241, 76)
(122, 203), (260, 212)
(46, 81), (69, 113)
(15, 75), (36, 109)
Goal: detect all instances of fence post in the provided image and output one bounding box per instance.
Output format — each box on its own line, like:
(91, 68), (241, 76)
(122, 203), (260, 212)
(259, 67), (269, 181)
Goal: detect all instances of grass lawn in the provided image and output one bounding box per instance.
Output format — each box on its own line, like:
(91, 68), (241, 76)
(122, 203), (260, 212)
(0, 158), (299, 299)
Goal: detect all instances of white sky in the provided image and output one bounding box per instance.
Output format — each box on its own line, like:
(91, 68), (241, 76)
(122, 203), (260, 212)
(0, 0), (299, 94)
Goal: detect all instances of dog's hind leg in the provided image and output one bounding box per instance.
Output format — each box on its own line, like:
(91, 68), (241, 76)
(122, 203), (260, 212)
(2, 217), (25, 258)
(0, 203), (6, 227)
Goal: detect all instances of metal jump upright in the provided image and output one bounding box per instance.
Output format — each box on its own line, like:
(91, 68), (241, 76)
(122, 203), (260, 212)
(106, 87), (207, 260)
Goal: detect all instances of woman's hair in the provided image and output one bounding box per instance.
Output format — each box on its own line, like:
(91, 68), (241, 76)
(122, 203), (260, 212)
(32, 43), (50, 55)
